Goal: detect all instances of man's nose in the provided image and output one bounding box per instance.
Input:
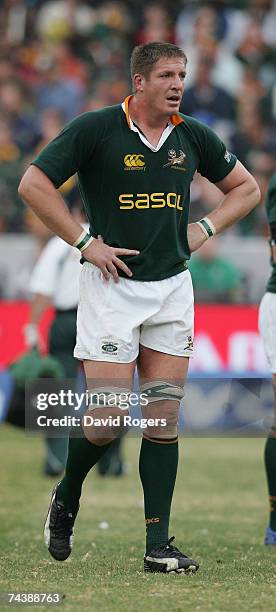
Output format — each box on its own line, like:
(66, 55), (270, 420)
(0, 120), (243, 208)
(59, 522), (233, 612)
(172, 76), (183, 89)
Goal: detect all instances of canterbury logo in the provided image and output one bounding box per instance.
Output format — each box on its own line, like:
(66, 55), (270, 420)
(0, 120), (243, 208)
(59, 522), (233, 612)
(145, 517), (160, 524)
(124, 154), (145, 168)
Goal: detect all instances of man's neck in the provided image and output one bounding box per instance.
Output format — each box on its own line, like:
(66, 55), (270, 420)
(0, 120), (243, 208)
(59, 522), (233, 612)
(129, 95), (170, 132)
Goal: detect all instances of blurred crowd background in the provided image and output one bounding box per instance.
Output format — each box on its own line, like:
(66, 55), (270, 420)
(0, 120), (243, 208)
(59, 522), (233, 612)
(0, 0), (276, 302)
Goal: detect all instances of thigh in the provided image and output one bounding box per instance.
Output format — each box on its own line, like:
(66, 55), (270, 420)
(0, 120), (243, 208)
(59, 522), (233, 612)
(83, 359), (136, 386)
(140, 270), (194, 358)
(137, 345), (189, 383)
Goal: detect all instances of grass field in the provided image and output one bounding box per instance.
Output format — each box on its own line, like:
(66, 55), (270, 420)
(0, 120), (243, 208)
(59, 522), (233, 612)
(0, 425), (276, 612)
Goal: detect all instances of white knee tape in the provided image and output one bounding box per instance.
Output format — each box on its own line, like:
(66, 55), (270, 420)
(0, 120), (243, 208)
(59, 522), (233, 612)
(140, 381), (184, 405)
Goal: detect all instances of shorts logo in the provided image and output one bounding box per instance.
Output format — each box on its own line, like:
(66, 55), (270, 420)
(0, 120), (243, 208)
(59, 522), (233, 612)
(163, 149), (186, 171)
(124, 154), (145, 171)
(184, 336), (193, 351)
(101, 341), (118, 354)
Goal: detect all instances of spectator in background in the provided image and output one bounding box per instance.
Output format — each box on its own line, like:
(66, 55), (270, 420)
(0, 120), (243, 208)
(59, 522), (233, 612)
(0, 0), (28, 46)
(35, 59), (86, 122)
(35, 107), (65, 153)
(85, 2), (131, 87)
(230, 101), (276, 170)
(175, 2), (227, 49)
(0, 116), (23, 231)
(84, 77), (129, 109)
(0, 80), (39, 153)
(224, 0), (276, 52)
(176, 4), (244, 95)
(0, 54), (16, 84)
(180, 51), (236, 132)
(43, 40), (89, 88)
(35, 0), (95, 42)
(135, 2), (175, 45)
(235, 17), (276, 88)
(236, 66), (267, 113)
(189, 237), (242, 303)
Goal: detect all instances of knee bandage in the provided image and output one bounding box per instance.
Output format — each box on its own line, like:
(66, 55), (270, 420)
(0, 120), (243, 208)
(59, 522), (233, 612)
(140, 381), (184, 405)
(140, 380), (184, 439)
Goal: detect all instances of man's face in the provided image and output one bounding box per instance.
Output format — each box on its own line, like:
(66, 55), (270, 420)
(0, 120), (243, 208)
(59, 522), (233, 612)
(137, 57), (186, 117)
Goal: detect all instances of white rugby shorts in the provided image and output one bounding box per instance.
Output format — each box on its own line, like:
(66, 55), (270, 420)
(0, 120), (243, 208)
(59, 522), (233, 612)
(74, 262), (194, 363)
(259, 292), (276, 373)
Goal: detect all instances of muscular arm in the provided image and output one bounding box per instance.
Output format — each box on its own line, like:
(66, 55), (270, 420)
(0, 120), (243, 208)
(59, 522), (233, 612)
(188, 161), (261, 252)
(18, 165), (139, 281)
(18, 166), (84, 244)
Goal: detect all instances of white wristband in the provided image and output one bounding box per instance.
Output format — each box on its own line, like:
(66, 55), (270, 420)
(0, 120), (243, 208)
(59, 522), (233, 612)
(79, 236), (94, 252)
(196, 216), (216, 239)
(73, 229), (87, 248)
(73, 230), (94, 251)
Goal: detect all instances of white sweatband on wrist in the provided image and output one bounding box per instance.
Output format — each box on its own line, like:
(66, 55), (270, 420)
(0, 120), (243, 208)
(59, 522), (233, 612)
(73, 230), (94, 252)
(196, 216), (217, 239)
(79, 236), (94, 252)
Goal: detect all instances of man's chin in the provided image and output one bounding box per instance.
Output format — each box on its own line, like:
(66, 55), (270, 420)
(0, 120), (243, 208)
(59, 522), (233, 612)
(165, 101), (180, 114)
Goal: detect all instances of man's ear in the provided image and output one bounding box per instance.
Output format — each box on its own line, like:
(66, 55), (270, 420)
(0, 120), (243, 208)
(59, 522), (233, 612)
(133, 73), (145, 92)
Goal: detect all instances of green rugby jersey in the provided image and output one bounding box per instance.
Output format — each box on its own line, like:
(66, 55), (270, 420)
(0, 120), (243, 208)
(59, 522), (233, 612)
(265, 173), (276, 293)
(32, 96), (237, 281)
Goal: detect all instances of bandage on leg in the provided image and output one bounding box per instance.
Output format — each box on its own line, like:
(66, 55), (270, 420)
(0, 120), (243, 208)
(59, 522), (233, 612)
(140, 380), (184, 440)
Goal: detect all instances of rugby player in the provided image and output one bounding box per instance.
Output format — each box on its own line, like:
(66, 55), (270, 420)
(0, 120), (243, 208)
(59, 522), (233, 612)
(19, 42), (260, 573)
(259, 172), (276, 545)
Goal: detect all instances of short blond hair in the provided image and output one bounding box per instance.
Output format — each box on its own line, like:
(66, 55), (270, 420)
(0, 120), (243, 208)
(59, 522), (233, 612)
(130, 42), (187, 79)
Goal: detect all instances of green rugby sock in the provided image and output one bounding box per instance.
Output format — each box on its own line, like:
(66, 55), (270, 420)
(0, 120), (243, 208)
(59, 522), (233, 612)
(139, 436), (178, 554)
(56, 427), (111, 512)
(264, 434), (276, 530)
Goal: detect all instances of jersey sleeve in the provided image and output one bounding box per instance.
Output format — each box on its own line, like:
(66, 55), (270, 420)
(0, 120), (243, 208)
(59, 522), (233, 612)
(31, 112), (100, 188)
(29, 237), (69, 297)
(189, 119), (237, 183)
(265, 173), (276, 226)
